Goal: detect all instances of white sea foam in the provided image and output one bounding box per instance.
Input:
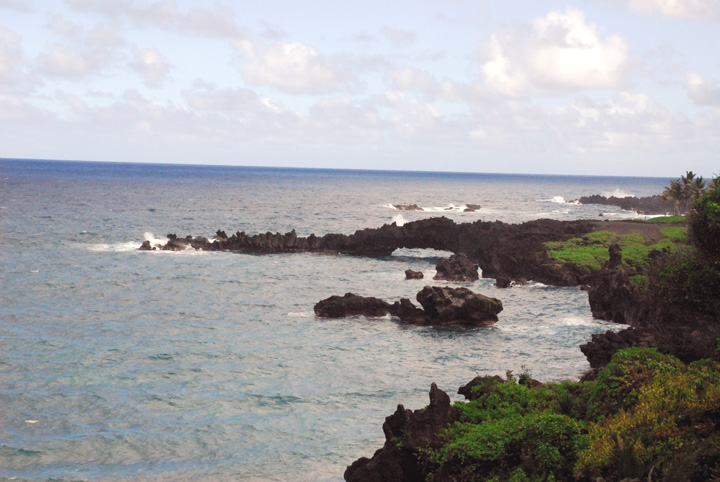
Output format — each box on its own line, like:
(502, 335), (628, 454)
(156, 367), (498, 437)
(391, 214), (407, 226)
(602, 188), (634, 198)
(287, 312), (313, 318)
(85, 232), (186, 253)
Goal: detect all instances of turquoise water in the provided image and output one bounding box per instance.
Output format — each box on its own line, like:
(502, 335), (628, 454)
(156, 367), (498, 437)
(0, 159), (669, 480)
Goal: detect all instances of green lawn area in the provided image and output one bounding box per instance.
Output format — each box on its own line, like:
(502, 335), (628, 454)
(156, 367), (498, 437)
(545, 227), (688, 272)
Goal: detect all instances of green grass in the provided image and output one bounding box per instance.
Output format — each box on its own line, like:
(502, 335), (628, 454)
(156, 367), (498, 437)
(544, 228), (688, 273)
(643, 215), (686, 224)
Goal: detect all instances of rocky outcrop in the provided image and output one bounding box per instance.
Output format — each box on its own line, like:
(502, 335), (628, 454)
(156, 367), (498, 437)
(464, 204), (481, 212)
(576, 194), (670, 215)
(404, 269), (424, 279)
(344, 383), (458, 482)
(315, 287), (502, 327)
(314, 293), (394, 318)
(580, 327), (654, 369)
(393, 204), (423, 211)
(144, 217), (597, 282)
(433, 253), (479, 281)
(416, 286), (502, 325)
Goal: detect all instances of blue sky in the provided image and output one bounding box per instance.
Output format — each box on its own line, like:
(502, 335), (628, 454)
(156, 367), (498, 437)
(1, 0), (719, 176)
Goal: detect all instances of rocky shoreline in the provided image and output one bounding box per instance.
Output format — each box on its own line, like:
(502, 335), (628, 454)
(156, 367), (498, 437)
(140, 196), (720, 480)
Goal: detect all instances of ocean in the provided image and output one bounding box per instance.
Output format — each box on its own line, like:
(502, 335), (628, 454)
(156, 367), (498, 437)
(0, 159), (670, 481)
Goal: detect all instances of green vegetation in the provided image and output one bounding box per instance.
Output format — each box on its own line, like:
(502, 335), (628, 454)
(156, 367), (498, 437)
(544, 228), (688, 273)
(422, 348), (720, 482)
(644, 215), (686, 223)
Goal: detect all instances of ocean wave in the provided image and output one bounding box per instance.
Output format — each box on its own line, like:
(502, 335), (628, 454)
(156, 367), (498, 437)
(391, 214), (407, 226)
(384, 203), (482, 213)
(602, 188), (634, 198)
(84, 233), (194, 253)
(545, 196), (579, 205)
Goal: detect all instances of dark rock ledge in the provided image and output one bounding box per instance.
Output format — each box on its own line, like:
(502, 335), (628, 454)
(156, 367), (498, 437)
(139, 217), (597, 285)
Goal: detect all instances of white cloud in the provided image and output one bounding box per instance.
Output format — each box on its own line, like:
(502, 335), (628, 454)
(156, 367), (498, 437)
(685, 71), (720, 105)
(627, 0), (720, 20)
(0, 27), (23, 85)
(388, 67), (440, 99)
(380, 26), (416, 47)
(64, 0), (244, 39)
(34, 16), (123, 79)
(235, 40), (350, 94)
(481, 9), (628, 97)
(128, 47), (171, 88)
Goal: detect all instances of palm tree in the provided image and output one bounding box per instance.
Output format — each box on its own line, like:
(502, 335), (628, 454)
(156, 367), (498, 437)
(662, 179), (686, 215)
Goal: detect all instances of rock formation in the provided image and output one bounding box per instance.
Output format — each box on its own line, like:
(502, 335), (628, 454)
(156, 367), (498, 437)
(314, 286), (502, 327)
(433, 253), (478, 281)
(404, 269), (424, 279)
(344, 383), (458, 482)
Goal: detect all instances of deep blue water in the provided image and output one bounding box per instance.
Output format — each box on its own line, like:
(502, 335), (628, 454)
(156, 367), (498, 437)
(0, 159), (670, 480)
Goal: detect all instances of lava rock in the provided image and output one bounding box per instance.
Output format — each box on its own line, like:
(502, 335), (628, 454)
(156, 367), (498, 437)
(415, 286), (502, 326)
(433, 253), (479, 281)
(404, 269), (424, 279)
(314, 293), (393, 318)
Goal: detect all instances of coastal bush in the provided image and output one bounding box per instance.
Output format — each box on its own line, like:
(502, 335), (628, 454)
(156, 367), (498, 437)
(577, 351), (720, 481)
(689, 181), (720, 259)
(420, 348), (720, 482)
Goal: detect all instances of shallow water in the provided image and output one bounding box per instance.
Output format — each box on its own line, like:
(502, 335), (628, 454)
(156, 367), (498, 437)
(0, 160), (668, 480)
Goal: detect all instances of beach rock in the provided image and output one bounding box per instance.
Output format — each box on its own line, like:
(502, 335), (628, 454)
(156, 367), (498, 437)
(314, 293), (393, 318)
(433, 253), (479, 281)
(138, 240), (154, 250)
(404, 269), (424, 279)
(344, 383), (458, 482)
(463, 204), (481, 212)
(416, 286), (502, 325)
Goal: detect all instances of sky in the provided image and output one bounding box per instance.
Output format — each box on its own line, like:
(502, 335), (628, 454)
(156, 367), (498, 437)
(1, 0), (719, 176)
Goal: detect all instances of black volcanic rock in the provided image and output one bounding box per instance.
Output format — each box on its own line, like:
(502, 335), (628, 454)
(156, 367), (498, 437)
(315, 286), (501, 327)
(314, 293), (393, 318)
(433, 253), (479, 281)
(577, 194), (670, 215)
(580, 327), (654, 369)
(393, 204), (423, 211)
(404, 269), (424, 279)
(415, 286), (502, 325)
(344, 383), (458, 482)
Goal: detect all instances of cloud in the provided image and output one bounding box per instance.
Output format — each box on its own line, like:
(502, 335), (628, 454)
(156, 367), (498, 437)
(128, 47), (171, 88)
(387, 67), (441, 99)
(234, 40), (352, 94)
(626, 0), (720, 20)
(481, 8), (628, 97)
(33, 16), (124, 79)
(64, 0), (244, 39)
(380, 26), (416, 47)
(685, 71), (720, 105)
(0, 27), (24, 85)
